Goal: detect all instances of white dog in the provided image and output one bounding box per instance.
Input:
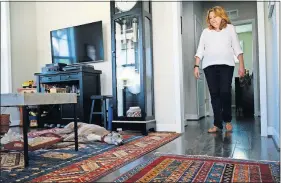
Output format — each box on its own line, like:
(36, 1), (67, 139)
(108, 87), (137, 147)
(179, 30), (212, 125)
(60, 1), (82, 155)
(56, 122), (124, 146)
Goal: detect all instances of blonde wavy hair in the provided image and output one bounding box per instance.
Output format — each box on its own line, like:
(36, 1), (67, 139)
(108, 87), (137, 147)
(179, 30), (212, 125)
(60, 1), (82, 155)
(206, 6), (231, 30)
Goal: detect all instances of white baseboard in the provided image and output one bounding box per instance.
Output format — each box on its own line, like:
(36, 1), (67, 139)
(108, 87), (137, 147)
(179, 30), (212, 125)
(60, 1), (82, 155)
(205, 111), (213, 116)
(268, 126), (274, 135)
(254, 111), (261, 116)
(156, 123), (177, 132)
(10, 120), (21, 126)
(185, 114), (199, 120)
(272, 127), (280, 149)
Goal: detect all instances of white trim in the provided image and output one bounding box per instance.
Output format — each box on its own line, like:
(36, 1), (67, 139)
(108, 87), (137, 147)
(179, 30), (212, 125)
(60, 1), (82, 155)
(156, 123), (178, 132)
(257, 2), (268, 137)
(272, 127), (280, 148)
(185, 114), (199, 120)
(194, 15), (206, 119)
(276, 0), (281, 152)
(274, 1), (280, 150)
(10, 120), (21, 127)
(271, 1), (280, 150)
(268, 126), (273, 135)
(1, 2), (12, 93)
(267, 126), (280, 149)
(172, 2), (185, 133)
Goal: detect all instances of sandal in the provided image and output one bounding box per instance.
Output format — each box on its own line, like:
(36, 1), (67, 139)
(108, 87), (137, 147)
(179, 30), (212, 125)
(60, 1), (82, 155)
(208, 126), (221, 133)
(226, 123), (233, 132)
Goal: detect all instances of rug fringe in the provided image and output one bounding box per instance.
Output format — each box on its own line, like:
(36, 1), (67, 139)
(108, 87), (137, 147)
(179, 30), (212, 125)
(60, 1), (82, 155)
(153, 152), (280, 163)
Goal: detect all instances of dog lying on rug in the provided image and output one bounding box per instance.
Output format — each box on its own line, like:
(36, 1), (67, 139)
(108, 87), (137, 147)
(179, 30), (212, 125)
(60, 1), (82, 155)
(54, 122), (124, 146)
(1, 122), (124, 148)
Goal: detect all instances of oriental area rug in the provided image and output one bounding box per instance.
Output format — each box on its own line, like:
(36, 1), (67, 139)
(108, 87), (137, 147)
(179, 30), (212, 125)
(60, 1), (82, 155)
(114, 154), (280, 183)
(1, 132), (180, 183)
(0, 134), (140, 182)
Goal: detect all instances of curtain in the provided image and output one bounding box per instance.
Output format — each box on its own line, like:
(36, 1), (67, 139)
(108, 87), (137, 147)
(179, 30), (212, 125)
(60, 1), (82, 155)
(1, 2), (12, 93)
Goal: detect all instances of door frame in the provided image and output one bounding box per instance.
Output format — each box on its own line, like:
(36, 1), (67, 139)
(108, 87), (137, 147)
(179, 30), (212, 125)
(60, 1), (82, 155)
(194, 14), (206, 118)
(232, 19), (259, 118)
(174, 2), (270, 136)
(256, 2), (268, 137)
(172, 2), (185, 133)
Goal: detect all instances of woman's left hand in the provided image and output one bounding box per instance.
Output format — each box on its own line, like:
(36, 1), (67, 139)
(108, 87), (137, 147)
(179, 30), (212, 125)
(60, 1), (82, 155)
(238, 66), (245, 78)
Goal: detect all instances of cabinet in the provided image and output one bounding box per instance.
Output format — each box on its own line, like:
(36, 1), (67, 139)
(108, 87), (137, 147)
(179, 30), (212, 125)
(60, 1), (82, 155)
(34, 66), (102, 127)
(110, 1), (156, 134)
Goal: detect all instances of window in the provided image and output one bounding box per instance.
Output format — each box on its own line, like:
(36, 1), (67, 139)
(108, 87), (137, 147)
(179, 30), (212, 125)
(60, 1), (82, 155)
(226, 9), (239, 20)
(1, 2), (12, 93)
(51, 28), (75, 64)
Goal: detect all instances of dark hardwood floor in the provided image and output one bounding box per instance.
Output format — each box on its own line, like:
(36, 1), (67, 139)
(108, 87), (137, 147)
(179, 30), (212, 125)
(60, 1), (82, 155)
(97, 115), (280, 182)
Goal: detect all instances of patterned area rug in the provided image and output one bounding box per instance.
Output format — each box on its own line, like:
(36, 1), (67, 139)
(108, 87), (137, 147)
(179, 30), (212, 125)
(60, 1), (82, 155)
(114, 153), (280, 183)
(29, 133), (180, 182)
(0, 134), (141, 182)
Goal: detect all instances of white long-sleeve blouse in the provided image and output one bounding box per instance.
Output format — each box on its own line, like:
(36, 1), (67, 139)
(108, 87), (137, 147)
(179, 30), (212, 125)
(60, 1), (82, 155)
(195, 24), (243, 69)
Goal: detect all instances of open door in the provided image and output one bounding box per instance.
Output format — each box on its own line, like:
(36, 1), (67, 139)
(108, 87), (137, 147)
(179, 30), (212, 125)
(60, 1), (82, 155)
(194, 15), (206, 118)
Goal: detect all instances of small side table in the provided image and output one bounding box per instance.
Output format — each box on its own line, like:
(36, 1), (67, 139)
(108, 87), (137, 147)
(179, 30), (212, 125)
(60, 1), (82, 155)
(0, 93), (78, 167)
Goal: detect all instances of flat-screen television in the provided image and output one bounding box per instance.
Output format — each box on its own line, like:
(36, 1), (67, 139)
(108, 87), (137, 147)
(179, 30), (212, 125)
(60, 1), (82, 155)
(50, 21), (104, 65)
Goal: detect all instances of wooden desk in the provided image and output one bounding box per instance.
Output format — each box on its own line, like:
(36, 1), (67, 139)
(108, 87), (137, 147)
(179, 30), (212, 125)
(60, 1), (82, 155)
(0, 93), (78, 167)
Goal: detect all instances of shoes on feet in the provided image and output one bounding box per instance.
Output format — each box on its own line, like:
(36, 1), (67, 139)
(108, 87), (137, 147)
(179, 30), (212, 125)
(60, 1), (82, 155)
(208, 126), (221, 133)
(225, 122), (233, 132)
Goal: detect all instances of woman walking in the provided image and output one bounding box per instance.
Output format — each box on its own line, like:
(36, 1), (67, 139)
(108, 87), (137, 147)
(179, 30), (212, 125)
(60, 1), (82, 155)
(194, 6), (245, 133)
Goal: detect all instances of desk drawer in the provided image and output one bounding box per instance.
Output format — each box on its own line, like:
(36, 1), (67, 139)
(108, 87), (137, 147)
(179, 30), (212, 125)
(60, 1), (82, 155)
(40, 76), (60, 83)
(61, 73), (79, 81)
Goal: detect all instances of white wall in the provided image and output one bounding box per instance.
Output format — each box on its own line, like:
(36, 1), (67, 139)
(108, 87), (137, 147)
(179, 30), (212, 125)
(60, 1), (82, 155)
(10, 2), (180, 132)
(279, 1), (281, 149)
(182, 2), (205, 120)
(264, 2), (280, 140)
(10, 2), (38, 92)
(35, 2), (112, 95)
(152, 2), (178, 131)
(182, 2), (196, 119)
(6, 2), (38, 126)
(265, 2), (280, 147)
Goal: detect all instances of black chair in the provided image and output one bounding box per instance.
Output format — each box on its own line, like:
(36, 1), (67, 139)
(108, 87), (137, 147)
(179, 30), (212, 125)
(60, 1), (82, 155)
(89, 95), (112, 129)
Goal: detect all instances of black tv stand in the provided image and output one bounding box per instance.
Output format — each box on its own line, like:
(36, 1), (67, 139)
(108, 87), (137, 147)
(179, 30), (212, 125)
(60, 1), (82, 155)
(34, 65), (102, 127)
(63, 64), (95, 72)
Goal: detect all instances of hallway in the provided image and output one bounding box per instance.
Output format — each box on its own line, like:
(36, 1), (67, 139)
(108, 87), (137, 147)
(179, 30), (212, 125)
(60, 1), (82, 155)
(98, 115), (280, 182)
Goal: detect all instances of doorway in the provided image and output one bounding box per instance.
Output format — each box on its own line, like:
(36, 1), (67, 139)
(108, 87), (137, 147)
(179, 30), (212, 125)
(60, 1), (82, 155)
(181, 2), (207, 123)
(181, 2), (260, 123)
(232, 21), (259, 118)
(194, 15), (206, 119)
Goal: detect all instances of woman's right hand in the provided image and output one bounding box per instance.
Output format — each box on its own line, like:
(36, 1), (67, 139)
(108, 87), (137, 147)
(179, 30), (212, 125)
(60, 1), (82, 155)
(194, 67), (200, 79)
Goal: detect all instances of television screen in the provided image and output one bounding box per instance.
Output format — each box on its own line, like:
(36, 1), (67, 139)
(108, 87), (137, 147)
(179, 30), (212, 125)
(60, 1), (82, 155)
(50, 21), (104, 65)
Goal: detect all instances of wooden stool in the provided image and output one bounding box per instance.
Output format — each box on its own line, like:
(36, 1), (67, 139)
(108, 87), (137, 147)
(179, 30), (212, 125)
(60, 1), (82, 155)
(89, 95), (112, 129)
